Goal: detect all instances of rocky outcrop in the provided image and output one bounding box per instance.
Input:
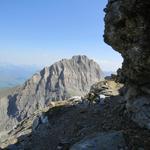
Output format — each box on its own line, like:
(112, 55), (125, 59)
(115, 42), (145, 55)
(2, 79), (150, 149)
(12, 55), (103, 120)
(84, 79), (123, 105)
(70, 131), (127, 150)
(0, 55), (103, 141)
(104, 0), (150, 128)
(90, 80), (123, 97)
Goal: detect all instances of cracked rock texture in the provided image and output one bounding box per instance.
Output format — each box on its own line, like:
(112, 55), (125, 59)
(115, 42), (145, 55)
(70, 131), (127, 150)
(104, 0), (150, 128)
(0, 55), (103, 140)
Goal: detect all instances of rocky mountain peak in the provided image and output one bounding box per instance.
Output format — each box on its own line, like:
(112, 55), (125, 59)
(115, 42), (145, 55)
(72, 55), (89, 61)
(0, 55), (103, 139)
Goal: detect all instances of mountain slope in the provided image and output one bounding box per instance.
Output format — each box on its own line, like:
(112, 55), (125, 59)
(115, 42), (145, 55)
(0, 55), (103, 141)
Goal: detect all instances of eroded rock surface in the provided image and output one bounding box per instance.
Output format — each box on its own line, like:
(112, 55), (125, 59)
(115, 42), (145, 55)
(2, 79), (150, 150)
(104, 0), (150, 129)
(70, 131), (127, 150)
(90, 80), (123, 97)
(84, 79), (123, 106)
(0, 55), (103, 143)
(104, 0), (150, 85)
(13, 55), (103, 120)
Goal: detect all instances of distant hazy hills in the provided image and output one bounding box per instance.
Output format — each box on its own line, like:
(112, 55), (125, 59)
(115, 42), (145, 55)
(0, 63), (115, 89)
(0, 63), (39, 89)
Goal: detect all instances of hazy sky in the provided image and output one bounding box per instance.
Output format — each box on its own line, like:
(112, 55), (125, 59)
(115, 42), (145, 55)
(0, 0), (123, 71)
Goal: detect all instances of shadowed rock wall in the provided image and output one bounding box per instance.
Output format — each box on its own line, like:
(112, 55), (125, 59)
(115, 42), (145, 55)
(0, 55), (103, 137)
(104, 0), (150, 129)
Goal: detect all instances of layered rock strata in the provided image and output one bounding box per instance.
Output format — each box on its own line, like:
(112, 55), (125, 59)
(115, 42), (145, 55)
(0, 55), (103, 140)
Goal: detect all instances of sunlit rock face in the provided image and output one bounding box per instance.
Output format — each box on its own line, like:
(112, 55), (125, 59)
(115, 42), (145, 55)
(15, 55), (103, 120)
(104, 0), (150, 129)
(0, 55), (103, 137)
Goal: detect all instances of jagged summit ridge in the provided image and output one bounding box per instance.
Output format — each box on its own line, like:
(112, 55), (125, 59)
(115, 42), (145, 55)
(0, 55), (103, 136)
(22, 55), (102, 104)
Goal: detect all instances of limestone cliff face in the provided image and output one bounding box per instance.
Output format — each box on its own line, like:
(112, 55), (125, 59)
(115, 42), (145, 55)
(104, 0), (150, 129)
(15, 55), (103, 120)
(0, 55), (103, 135)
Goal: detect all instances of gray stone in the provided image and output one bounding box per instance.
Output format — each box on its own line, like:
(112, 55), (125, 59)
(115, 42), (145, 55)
(40, 115), (48, 124)
(0, 55), (103, 143)
(127, 96), (150, 129)
(32, 116), (40, 132)
(13, 55), (103, 120)
(104, 0), (150, 129)
(104, 0), (150, 86)
(86, 80), (123, 103)
(70, 131), (127, 150)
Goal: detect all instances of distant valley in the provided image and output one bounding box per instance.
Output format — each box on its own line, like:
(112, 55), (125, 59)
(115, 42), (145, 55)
(0, 63), (39, 89)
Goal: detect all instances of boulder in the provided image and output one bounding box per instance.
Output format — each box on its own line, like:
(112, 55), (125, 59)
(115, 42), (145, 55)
(86, 80), (123, 103)
(70, 131), (127, 150)
(127, 96), (150, 129)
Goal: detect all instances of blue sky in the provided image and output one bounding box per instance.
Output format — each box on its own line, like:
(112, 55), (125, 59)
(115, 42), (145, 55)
(0, 0), (122, 71)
